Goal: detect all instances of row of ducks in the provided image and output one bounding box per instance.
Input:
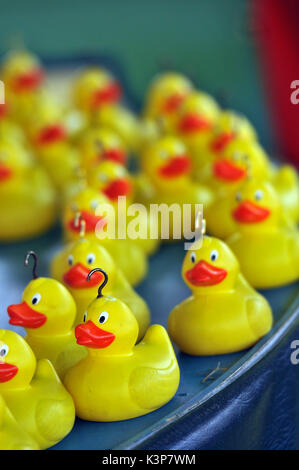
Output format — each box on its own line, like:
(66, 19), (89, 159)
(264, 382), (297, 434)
(2, 227), (273, 448)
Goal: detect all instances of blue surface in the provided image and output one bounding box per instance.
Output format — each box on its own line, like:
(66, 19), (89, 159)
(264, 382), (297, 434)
(0, 226), (298, 449)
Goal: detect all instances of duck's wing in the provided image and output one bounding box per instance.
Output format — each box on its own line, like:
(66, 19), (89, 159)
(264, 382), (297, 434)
(129, 325), (180, 410)
(34, 358), (61, 384)
(246, 296), (273, 338)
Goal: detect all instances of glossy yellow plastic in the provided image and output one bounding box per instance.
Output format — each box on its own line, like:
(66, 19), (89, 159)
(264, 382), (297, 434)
(7, 276), (87, 379)
(62, 185), (148, 285)
(64, 277), (179, 421)
(51, 237), (150, 339)
(0, 394), (39, 450)
(0, 140), (57, 241)
(0, 329), (75, 449)
(227, 179), (299, 288)
(168, 236), (273, 355)
(143, 72), (193, 134)
(270, 163), (299, 224)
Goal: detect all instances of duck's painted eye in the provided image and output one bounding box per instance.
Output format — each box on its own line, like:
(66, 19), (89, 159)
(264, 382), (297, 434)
(90, 200), (98, 210)
(0, 344), (9, 358)
(255, 189), (263, 201)
(31, 293), (41, 306)
(210, 249), (219, 262)
(86, 253), (95, 265)
(233, 151), (240, 161)
(190, 252), (196, 263)
(68, 255), (74, 266)
(98, 311), (109, 324)
(83, 311), (87, 322)
(236, 192), (242, 202)
(98, 173), (108, 183)
(71, 203), (79, 212)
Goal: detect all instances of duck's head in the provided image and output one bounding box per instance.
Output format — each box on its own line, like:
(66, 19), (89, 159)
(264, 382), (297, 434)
(73, 67), (122, 114)
(87, 160), (133, 203)
(0, 329), (36, 390)
(7, 251), (76, 335)
(212, 138), (270, 186)
(79, 127), (127, 170)
(232, 179), (280, 229)
(142, 135), (192, 189)
(0, 140), (32, 183)
(210, 110), (257, 155)
(63, 186), (112, 240)
(144, 72), (193, 131)
(182, 236), (239, 293)
(75, 269), (138, 355)
(52, 238), (116, 294)
(177, 92), (220, 143)
(2, 51), (44, 94)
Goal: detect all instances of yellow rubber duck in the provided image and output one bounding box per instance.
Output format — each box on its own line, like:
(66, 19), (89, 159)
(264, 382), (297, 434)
(0, 139), (57, 241)
(138, 135), (213, 239)
(7, 251), (87, 379)
(64, 268), (180, 421)
(270, 163), (299, 224)
(0, 394), (39, 450)
(1, 50), (45, 123)
(143, 72), (194, 134)
(168, 234), (273, 355)
(51, 236), (150, 339)
(62, 185), (148, 285)
(227, 179), (299, 288)
(176, 91), (220, 171)
(79, 127), (128, 170)
(0, 329), (75, 449)
(0, 102), (26, 145)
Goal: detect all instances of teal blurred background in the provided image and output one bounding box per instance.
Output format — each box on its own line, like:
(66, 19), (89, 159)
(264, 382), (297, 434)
(0, 0), (275, 150)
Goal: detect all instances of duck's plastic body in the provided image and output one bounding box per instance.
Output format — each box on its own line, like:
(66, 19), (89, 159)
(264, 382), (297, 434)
(0, 140), (57, 241)
(0, 330), (75, 449)
(168, 236), (273, 355)
(63, 185), (148, 285)
(64, 278), (179, 421)
(7, 275), (87, 379)
(50, 238), (150, 339)
(227, 179), (299, 288)
(270, 164), (299, 224)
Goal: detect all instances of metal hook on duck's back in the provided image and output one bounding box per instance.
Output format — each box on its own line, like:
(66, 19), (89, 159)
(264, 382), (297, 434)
(24, 250), (38, 279)
(87, 268), (108, 298)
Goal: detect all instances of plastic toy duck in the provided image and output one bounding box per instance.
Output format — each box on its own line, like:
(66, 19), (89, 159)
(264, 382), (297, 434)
(1, 50), (45, 122)
(270, 164), (299, 224)
(139, 135), (213, 239)
(143, 72), (193, 134)
(62, 186), (147, 285)
(0, 329), (75, 449)
(64, 269), (179, 421)
(227, 179), (299, 288)
(79, 127), (128, 170)
(0, 102), (26, 145)
(0, 139), (57, 241)
(0, 394), (40, 450)
(168, 231), (273, 355)
(7, 251), (87, 379)
(51, 236), (150, 339)
(177, 91), (220, 171)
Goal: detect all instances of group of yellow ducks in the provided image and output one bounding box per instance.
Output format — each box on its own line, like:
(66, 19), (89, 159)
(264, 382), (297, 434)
(0, 49), (299, 449)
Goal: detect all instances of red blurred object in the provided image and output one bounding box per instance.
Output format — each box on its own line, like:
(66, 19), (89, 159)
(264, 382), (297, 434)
(252, 0), (299, 166)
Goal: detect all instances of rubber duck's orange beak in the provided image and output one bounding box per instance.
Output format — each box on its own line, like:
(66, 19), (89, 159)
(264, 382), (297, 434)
(75, 321), (115, 348)
(233, 201), (271, 223)
(102, 178), (132, 201)
(7, 302), (47, 328)
(210, 132), (235, 153)
(63, 263), (104, 289)
(91, 81), (122, 109)
(13, 68), (44, 92)
(158, 154), (191, 178)
(0, 103), (8, 120)
(36, 124), (67, 145)
(186, 260), (227, 286)
(101, 148), (127, 165)
(0, 163), (12, 182)
(162, 92), (185, 113)
(68, 210), (107, 233)
(213, 159), (246, 182)
(0, 361), (18, 383)
(179, 113), (212, 134)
